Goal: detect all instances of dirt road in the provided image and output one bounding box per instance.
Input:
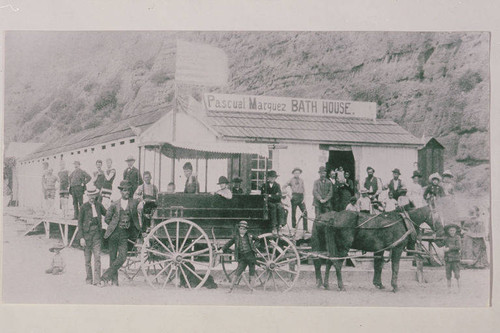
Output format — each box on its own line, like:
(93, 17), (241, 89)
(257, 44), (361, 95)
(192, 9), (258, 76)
(2, 214), (490, 306)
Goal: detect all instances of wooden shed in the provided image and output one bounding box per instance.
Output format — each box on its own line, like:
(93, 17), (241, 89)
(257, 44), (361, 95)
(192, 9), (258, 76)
(418, 138), (444, 185)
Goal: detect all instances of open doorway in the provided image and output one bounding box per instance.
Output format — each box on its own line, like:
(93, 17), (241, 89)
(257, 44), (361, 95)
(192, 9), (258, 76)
(326, 150), (355, 182)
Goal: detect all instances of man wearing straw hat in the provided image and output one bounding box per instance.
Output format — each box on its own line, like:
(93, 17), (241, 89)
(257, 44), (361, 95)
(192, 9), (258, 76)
(77, 185), (107, 285)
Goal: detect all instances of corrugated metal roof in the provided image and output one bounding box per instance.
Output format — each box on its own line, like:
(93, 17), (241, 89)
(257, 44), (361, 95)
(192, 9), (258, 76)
(22, 109), (167, 161)
(205, 111), (421, 146)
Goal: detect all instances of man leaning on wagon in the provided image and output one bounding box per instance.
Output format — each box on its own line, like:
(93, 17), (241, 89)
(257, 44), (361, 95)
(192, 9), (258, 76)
(69, 161), (91, 220)
(101, 180), (141, 286)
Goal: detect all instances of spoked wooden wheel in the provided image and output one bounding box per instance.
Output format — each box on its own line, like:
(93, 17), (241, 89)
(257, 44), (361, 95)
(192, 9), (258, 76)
(140, 218), (213, 290)
(252, 233), (301, 292)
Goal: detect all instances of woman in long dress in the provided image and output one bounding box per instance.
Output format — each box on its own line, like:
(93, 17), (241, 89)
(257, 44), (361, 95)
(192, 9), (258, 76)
(461, 206), (489, 268)
(407, 170), (425, 208)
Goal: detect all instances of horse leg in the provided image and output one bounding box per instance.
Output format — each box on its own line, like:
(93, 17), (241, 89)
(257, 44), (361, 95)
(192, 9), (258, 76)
(373, 251), (385, 289)
(323, 260), (332, 290)
(333, 259), (345, 291)
(391, 247), (404, 292)
(313, 259), (323, 288)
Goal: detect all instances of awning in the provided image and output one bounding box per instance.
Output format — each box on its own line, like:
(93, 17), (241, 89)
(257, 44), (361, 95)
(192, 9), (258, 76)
(139, 141), (269, 159)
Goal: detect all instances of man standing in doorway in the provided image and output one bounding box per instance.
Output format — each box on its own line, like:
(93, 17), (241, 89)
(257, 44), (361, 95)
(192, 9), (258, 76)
(69, 161), (91, 220)
(123, 155), (142, 196)
(101, 180), (140, 286)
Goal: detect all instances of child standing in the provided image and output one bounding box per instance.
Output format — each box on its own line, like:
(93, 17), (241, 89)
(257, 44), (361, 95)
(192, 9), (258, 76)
(443, 224), (462, 291)
(357, 189), (373, 214)
(220, 221), (258, 293)
(383, 191), (398, 212)
(345, 196), (358, 212)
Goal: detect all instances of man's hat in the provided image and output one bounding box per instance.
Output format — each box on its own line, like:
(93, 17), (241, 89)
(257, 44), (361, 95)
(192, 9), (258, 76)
(232, 177), (242, 183)
(85, 185), (100, 196)
(318, 166), (327, 173)
(360, 188), (368, 194)
(350, 196), (357, 204)
(392, 168), (401, 175)
(217, 176), (229, 184)
(412, 170), (422, 179)
(366, 166), (375, 172)
(239, 220), (248, 228)
(444, 224), (461, 234)
(118, 180), (132, 190)
(183, 162), (193, 170)
(429, 172), (442, 182)
(442, 170), (454, 178)
(292, 167), (303, 174)
(267, 170), (278, 178)
(73, 160), (81, 165)
(125, 155), (136, 162)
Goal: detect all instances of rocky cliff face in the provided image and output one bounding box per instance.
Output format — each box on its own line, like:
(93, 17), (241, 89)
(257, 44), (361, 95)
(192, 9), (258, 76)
(5, 31), (490, 195)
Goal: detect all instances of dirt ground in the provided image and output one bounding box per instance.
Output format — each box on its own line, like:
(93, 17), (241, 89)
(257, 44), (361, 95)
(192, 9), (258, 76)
(1, 213), (491, 307)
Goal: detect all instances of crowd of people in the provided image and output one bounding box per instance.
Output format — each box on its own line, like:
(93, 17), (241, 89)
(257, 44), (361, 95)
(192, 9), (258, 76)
(38, 156), (488, 290)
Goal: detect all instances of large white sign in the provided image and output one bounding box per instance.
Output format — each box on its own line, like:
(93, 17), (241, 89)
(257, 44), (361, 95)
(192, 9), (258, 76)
(203, 93), (376, 119)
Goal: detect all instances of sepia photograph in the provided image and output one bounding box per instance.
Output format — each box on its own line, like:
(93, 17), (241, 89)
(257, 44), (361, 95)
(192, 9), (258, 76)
(2, 30), (491, 308)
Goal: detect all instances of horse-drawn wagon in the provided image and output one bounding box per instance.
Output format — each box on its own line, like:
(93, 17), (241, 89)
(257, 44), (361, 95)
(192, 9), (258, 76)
(133, 141), (301, 291)
(126, 140), (443, 293)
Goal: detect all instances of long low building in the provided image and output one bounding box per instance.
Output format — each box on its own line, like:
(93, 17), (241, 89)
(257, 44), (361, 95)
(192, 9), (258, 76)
(18, 93), (422, 220)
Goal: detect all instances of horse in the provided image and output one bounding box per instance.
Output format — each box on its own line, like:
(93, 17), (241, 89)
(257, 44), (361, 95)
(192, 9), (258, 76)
(312, 205), (440, 292)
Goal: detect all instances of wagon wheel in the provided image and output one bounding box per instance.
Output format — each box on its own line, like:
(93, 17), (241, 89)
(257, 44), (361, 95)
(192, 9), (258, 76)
(252, 233), (301, 292)
(140, 218), (213, 290)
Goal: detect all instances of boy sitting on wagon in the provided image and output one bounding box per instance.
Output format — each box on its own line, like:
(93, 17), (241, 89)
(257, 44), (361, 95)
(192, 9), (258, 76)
(219, 220), (258, 293)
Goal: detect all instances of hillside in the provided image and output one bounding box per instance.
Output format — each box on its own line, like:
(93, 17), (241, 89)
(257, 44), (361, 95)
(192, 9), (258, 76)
(4, 31), (490, 195)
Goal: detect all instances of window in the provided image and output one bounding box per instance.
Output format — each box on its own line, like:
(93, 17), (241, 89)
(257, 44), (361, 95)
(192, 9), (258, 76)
(130, 139), (135, 143)
(111, 143), (115, 147)
(250, 150), (273, 191)
(120, 141), (125, 145)
(102, 145), (106, 150)
(84, 149), (87, 153)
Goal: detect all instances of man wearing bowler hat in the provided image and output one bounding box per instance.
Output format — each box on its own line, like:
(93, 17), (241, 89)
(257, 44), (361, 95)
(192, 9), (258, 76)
(283, 167), (308, 232)
(69, 161), (92, 220)
(388, 168), (405, 200)
(77, 185), (107, 285)
(123, 155), (142, 196)
(231, 177), (244, 195)
(260, 170), (282, 235)
(101, 180), (140, 286)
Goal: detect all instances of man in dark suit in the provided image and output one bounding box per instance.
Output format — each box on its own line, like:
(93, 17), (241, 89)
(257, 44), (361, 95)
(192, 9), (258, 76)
(388, 168), (405, 200)
(260, 170), (282, 235)
(101, 180), (140, 286)
(69, 161), (92, 219)
(123, 155), (142, 196)
(77, 185), (106, 285)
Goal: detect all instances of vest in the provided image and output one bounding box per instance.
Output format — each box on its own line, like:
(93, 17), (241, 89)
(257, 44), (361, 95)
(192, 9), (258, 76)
(118, 205), (131, 229)
(364, 176), (379, 194)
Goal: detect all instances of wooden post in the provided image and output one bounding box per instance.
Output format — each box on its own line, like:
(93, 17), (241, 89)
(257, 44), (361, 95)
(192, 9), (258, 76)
(171, 148), (176, 183)
(205, 154), (208, 193)
(158, 144), (162, 191)
(138, 146), (142, 179)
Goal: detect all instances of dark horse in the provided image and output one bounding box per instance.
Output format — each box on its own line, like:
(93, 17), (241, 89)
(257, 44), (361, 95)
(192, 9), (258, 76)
(312, 206), (440, 292)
